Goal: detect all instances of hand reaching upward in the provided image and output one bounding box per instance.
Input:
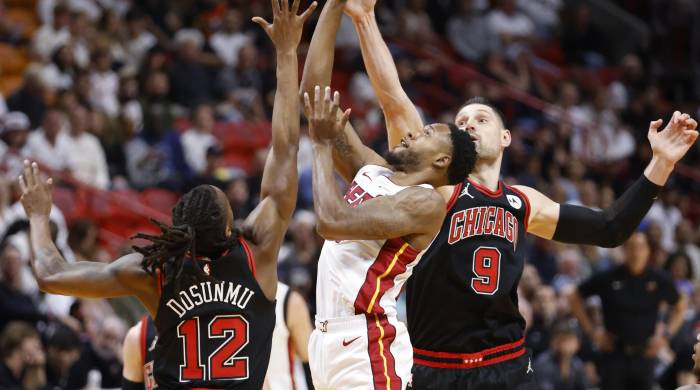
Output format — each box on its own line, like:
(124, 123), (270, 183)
(19, 160), (53, 218)
(252, 0), (317, 52)
(303, 86), (351, 143)
(648, 111), (698, 165)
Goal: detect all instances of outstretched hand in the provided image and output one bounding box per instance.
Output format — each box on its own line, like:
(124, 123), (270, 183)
(648, 111), (699, 164)
(252, 0), (317, 52)
(303, 86), (351, 143)
(18, 160), (53, 218)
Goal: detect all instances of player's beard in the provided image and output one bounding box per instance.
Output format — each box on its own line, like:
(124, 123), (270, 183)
(384, 147), (421, 173)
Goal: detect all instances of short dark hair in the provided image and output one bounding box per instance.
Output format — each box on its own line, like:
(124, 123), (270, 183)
(447, 123), (477, 185)
(0, 321), (39, 356)
(460, 96), (506, 128)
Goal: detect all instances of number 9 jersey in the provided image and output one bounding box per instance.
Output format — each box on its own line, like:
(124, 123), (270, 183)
(406, 179), (530, 363)
(153, 238), (275, 389)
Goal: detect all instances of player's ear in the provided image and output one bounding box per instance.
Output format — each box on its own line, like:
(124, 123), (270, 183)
(433, 154), (451, 170)
(501, 128), (511, 148)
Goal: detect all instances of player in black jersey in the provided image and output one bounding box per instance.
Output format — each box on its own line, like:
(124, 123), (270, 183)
(18, 1), (317, 388)
(123, 315), (158, 390)
(333, 1), (699, 388)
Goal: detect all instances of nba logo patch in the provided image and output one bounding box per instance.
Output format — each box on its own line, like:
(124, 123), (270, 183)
(506, 194), (522, 210)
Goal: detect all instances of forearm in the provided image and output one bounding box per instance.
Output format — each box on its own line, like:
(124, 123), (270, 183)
(300, 0), (344, 96)
(570, 291), (595, 337)
(668, 296), (687, 336)
(552, 175), (662, 247)
(28, 215), (67, 282)
(643, 155), (675, 186)
(312, 143), (348, 225)
(272, 50), (300, 152)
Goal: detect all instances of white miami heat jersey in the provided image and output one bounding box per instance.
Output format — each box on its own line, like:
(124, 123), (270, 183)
(316, 164), (433, 319)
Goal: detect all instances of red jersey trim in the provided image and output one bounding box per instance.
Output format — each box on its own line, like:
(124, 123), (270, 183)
(139, 315), (148, 366)
(413, 337), (525, 360)
(505, 185), (531, 231)
(445, 182), (463, 211)
(366, 314), (402, 389)
(239, 238), (256, 278)
(414, 347), (525, 370)
(468, 178), (503, 198)
(155, 268), (162, 295)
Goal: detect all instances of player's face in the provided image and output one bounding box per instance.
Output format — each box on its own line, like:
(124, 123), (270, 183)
(387, 124), (452, 173)
(455, 104), (510, 161)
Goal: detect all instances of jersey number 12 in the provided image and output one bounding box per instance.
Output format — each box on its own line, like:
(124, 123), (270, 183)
(471, 246), (501, 295)
(177, 315), (249, 382)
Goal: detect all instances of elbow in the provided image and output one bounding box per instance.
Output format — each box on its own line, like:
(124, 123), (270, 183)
(316, 217), (340, 241)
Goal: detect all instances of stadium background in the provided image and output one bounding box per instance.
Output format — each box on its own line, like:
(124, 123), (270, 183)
(0, 0), (698, 388)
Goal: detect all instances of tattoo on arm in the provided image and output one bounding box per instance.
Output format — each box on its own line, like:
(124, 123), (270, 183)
(332, 130), (355, 161)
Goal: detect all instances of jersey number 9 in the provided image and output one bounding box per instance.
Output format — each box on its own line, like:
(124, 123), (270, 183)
(471, 246), (501, 295)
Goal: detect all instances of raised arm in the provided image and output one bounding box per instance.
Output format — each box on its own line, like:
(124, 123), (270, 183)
(299, 0), (382, 181)
(345, 0), (424, 147)
(520, 112), (698, 247)
(245, 0), (316, 299)
(304, 87), (443, 247)
(19, 161), (158, 315)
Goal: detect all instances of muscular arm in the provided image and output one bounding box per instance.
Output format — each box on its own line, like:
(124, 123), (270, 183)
(286, 291), (312, 362)
(300, 0), (383, 181)
(350, 11), (424, 147)
(312, 142), (444, 245)
(28, 214), (158, 315)
(516, 158), (667, 247)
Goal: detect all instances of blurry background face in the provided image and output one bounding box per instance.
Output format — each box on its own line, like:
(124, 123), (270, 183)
(624, 232), (650, 272)
(195, 105), (214, 132)
(0, 245), (22, 287)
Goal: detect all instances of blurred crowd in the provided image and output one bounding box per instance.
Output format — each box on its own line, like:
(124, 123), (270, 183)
(0, 0), (699, 389)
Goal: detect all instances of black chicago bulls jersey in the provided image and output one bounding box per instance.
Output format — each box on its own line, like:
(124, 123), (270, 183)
(406, 179), (529, 353)
(154, 237), (275, 389)
(139, 315), (158, 390)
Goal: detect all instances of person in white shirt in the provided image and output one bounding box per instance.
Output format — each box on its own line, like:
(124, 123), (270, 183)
(32, 3), (71, 61)
(89, 49), (120, 117)
(181, 103), (218, 175)
(487, 0), (535, 57)
(0, 112), (31, 180)
(209, 9), (251, 67)
(124, 10), (157, 70)
(65, 105), (110, 189)
(25, 109), (70, 173)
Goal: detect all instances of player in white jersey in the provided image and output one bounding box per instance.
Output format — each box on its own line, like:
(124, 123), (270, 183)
(264, 282), (313, 390)
(302, 86), (477, 389)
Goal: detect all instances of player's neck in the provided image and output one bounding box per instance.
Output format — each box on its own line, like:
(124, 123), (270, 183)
(469, 158), (502, 191)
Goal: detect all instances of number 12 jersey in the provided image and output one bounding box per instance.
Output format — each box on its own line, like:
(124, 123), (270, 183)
(406, 179), (530, 354)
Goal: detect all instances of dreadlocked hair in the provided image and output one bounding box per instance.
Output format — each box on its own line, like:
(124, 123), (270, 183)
(132, 185), (240, 293)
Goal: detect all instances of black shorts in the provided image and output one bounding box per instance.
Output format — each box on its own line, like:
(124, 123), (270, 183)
(409, 350), (539, 390)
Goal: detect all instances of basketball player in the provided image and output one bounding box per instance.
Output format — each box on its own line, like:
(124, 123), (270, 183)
(122, 315), (158, 390)
(302, 85), (475, 390)
(263, 282), (313, 390)
(18, 1), (317, 388)
(340, 1), (699, 388)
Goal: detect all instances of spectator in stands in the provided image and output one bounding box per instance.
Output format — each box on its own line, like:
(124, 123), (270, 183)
(646, 188), (683, 252)
(209, 9), (250, 67)
(218, 43), (262, 99)
(278, 210), (319, 298)
(527, 285), (558, 357)
(168, 28), (213, 107)
(608, 54), (647, 111)
(44, 322), (85, 389)
(534, 319), (589, 390)
(0, 243), (46, 332)
(26, 108), (70, 173)
(516, 0), (562, 38)
(0, 321), (46, 390)
(32, 3), (70, 61)
(665, 252), (694, 297)
(67, 218), (110, 262)
(89, 49), (119, 118)
(7, 65), (47, 129)
(124, 10), (157, 70)
(81, 316), (126, 388)
(561, 2), (607, 67)
(182, 103), (218, 175)
(140, 70), (174, 130)
(0, 111), (31, 179)
(487, 0), (535, 57)
(65, 104), (110, 188)
(676, 220), (700, 283)
(398, 0), (437, 44)
(39, 44), (77, 91)
(447, 0), (499, 63)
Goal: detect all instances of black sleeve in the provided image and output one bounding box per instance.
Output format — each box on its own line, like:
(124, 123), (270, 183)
(552, 175), (662, 248)
(578, 272), (607, 299)
(303, 362), (314, 390)
(657, 271), (681, 305)
(122, 377), (144, 390)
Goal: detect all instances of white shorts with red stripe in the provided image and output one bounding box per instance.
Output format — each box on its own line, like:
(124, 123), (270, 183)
(309, 314), (412, 390)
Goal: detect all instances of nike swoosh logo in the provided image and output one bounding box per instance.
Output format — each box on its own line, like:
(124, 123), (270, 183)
(342, 336), (361, 347)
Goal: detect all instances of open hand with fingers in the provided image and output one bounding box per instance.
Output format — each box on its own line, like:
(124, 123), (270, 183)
(303, 86), (351, 143)
(648, 111), (699, 165)
(18, 160), (53, 218)
(252, 0), (317, 52)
